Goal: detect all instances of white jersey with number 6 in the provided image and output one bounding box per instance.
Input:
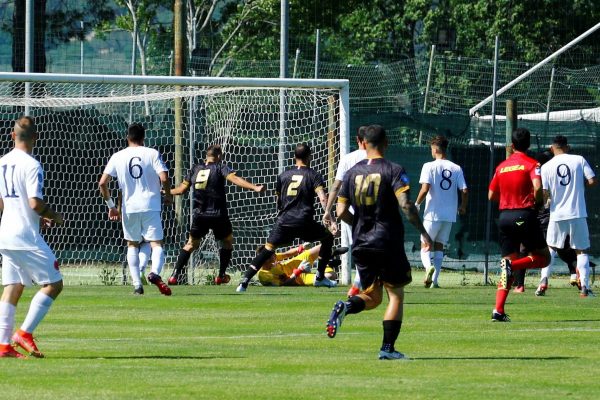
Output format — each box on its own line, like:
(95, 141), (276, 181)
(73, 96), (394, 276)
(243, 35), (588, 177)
(541, 153), (595, 222)
(419, 159), (467, 223)
(103, 146), (168, 214)
(0, 148), (46, 250)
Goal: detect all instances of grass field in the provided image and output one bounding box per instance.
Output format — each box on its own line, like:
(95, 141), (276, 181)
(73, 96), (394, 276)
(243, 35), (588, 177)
(0, 271), (598, 400)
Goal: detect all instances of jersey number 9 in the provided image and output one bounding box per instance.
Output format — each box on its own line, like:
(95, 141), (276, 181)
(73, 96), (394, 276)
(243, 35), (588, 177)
(195, 169), (211, 190)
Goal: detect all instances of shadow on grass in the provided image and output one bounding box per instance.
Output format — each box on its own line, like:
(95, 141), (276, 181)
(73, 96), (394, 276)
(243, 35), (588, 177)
(413, 356), (575, 361)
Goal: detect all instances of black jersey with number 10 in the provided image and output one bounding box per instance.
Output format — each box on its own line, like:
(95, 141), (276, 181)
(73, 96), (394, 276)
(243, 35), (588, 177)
(183, 162), (234, 217)
(275, 166), (325, 226)
(339, 158), (411, 254)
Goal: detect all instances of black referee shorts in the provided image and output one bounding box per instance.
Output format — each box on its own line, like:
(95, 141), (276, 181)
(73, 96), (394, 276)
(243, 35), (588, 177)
(498, 208), (547, 257)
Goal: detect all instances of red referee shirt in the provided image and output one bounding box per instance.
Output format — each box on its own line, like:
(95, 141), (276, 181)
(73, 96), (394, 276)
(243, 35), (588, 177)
(489, 151), (541, 210)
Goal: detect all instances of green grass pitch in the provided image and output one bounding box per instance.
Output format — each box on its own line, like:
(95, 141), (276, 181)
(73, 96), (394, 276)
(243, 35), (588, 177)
(0, 271), (597, 400)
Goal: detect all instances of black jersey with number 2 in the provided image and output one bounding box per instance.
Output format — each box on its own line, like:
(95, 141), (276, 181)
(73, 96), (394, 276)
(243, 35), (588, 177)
(339, 157), (411, 254)
(276, 166), (325, 226)
(183, 162), (234, 217)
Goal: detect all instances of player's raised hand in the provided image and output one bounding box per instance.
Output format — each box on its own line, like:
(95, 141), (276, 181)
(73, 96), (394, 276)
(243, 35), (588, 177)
(108, 207), (120, 221)
(254, 184), (266, 193)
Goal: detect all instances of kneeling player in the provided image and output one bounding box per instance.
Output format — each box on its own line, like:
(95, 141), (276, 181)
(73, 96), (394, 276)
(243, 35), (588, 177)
(169, 144), (265, 285)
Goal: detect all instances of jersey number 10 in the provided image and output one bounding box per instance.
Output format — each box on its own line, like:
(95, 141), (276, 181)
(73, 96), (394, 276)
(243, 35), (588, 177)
(354, 173), (381, 206)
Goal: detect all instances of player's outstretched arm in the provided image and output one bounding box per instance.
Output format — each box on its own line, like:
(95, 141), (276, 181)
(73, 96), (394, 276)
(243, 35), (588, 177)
(98, 173), (119, 221)
(170, 180), (190, 196)
(397, 191), (432, 250)
(226, 173), (265, 193)
(29, 197), (63, 225)
(159, 171), (173, 206)
(323, 180), (342, 226)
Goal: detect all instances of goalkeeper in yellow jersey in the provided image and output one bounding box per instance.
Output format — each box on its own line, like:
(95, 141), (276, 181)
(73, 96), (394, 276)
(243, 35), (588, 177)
(257, 244), (344, 286)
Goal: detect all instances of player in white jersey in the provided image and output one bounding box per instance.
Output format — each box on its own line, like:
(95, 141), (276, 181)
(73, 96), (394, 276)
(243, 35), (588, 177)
(323, 126), (367, 297)
(541, 135), (597, 297)
(0, 116), (64, 358)
(415, 135), (468, 288)
(99, 123), (173, 296)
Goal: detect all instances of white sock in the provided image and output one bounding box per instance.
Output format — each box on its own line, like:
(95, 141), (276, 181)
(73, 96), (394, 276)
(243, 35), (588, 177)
(138, 242), (152, 276)
(577, 253), (590, 289)
(21, 292), (54, 334)
(432, 251), (444, 283)
(540, 249), (556, 281)
(353, 268), (362, 290)
(127, 247), (142, 287)
(151, 246), (165, 276)
(0, 302), (16, 344)
(421, 249), (432, 270)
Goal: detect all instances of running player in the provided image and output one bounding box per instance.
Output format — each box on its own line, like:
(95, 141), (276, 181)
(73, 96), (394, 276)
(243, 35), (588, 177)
(0, 116), (64, 358)
(168, 144), (265, 285)
(323, 126), (367, 297)
(236, 143), (336, 292)
(325, 125), (432, 360)
(488, 128), (550, 321)
(99, 123), (173, 295)
(415, 135), (468, 288)
(541, 135), (597, 297)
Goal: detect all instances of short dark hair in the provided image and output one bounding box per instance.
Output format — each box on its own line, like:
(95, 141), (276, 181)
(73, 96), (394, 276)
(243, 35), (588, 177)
(13, 116), (36, 140)
(127, 123), (145, 144)
(535, 150), (553, 166)
(512, 128), (531, 152)
(364, 124), (387, 146)
(206, 144), (223, 158)
(430, 135), (449, 151)
(356, 126), (367, 141)
(552, 135), (568, 148)
(294, 143), (311, 160)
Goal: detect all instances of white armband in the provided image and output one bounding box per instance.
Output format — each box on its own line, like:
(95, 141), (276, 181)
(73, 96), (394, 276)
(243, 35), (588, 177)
(105, 198), (116, 209)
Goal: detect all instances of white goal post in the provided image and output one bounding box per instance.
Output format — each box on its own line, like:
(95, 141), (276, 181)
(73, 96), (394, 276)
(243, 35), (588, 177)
(0, 72), (351, 286)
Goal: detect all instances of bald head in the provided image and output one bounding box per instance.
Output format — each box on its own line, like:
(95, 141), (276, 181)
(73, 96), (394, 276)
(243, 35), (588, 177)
(13, 116), (37, 142)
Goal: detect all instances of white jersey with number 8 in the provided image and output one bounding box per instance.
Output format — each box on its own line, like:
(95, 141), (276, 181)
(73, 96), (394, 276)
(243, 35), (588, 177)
(419, 158), (467, 223)
(103, 146), (168, 214)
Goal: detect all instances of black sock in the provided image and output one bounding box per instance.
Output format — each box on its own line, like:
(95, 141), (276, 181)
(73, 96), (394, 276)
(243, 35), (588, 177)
(174, 249), (191, 274)
(240, 266), (258, 288)
(316, 234), (334, 278)
(219, 248), (233, 277)
(381, 320), (402, 352)
(345, 296), (366, 315)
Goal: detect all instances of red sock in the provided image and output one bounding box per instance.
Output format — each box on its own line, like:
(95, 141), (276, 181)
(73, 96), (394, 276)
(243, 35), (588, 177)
(495, 289), (509, 314)
(511, 254), (547, 271)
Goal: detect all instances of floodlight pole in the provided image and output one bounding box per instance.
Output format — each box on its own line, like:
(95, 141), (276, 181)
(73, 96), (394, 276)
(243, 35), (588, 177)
(24, 0), (34, 116)
(484, 36), (500, 285)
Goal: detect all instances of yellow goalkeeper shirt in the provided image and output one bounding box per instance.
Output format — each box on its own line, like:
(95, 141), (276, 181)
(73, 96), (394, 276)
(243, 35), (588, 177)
(258, 250), (318, 286)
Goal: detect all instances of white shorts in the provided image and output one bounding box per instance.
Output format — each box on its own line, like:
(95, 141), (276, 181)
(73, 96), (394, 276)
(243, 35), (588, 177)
(122, 211), (164, 242)
(546, 218), (590, 250)
(1, 242), (62, 286)
(341, 221), (353, 247)
(421, 220), (453, 245)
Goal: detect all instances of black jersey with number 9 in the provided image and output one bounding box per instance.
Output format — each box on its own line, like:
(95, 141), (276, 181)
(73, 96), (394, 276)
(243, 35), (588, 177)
(183, 162), (234, 218)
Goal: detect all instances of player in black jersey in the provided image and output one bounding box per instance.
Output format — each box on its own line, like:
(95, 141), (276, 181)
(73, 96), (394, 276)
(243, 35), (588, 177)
(168, 144), (265, 285)
(325, 125), (432, 360)
(236, 143), (337, 292)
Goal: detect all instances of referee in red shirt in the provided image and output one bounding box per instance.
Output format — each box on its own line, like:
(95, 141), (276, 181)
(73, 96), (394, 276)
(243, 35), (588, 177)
(488, 128), (550, 321)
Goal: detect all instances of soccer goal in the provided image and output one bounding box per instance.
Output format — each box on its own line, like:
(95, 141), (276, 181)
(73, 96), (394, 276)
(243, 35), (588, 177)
(0, 72), (350, 286)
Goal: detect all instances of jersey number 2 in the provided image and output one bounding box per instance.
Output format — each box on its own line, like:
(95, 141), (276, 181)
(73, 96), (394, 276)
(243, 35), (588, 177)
(286, 175), (303, 196)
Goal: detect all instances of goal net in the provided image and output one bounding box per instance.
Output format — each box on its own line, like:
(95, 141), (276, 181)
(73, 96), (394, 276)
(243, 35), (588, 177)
(0, 73), (349, 286)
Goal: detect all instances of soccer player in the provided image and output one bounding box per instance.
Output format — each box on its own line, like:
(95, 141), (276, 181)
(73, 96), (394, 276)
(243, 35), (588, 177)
(323, 126), (367, 297)
(540, 135), (597, 297)
(415, 135), (468, 288)
(236, 143), (336, 292)
(168, 144), (265, 285)
(99, 123), (173, 296)
(257, 244), (339, 286)
(488, 128), (550, 322)
(325, 125), (433, 360)
(0, 116), (64, 358)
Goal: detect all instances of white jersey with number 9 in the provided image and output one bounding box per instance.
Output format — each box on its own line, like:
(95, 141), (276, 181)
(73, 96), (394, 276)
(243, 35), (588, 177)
(103, 146), (168, 214)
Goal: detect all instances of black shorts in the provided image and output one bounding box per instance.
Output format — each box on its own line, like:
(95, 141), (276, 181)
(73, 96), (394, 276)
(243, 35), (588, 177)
(353, 248), (412, 289)
(266, 220), (332, 248)
(498, 209), (546, 256)
(189, 212), (233, 241)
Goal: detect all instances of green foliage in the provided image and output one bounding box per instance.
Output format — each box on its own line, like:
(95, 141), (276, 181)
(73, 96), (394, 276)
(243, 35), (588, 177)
(98, 266), (119, 286)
